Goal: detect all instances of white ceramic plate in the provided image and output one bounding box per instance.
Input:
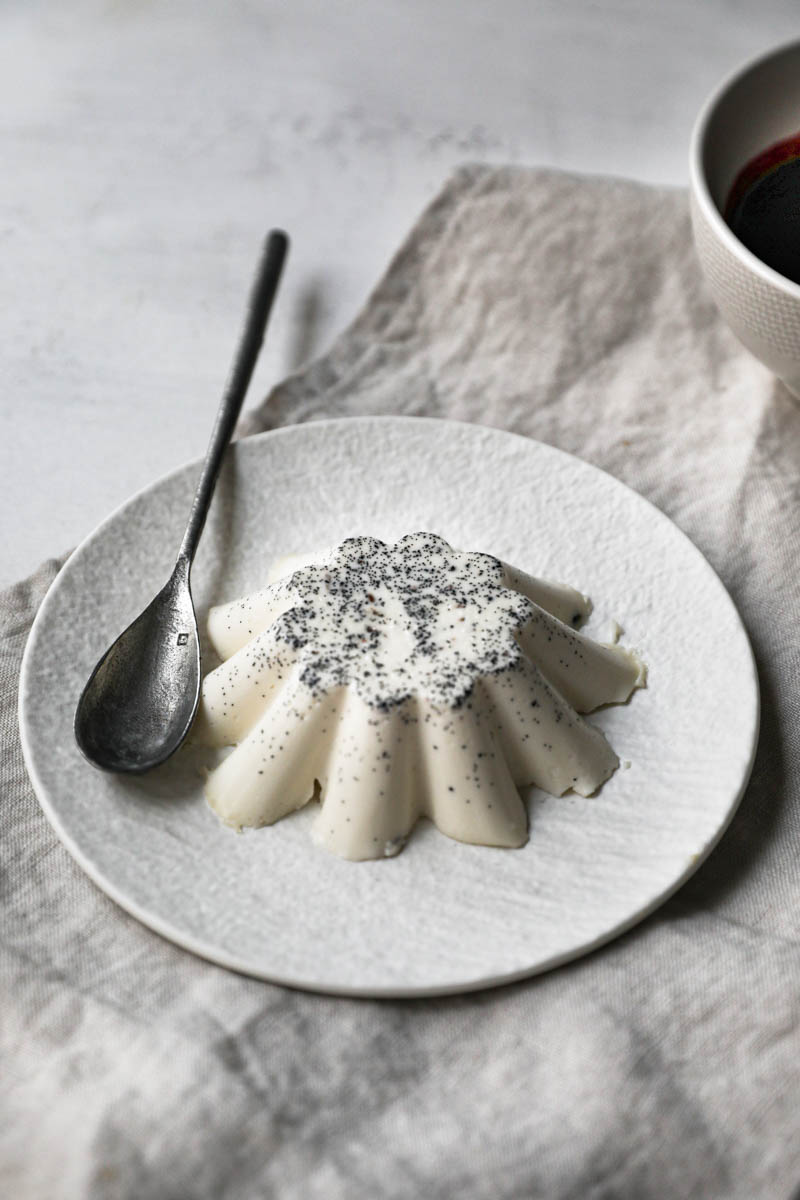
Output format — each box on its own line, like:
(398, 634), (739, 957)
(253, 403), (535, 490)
(19, 417), (759, 997)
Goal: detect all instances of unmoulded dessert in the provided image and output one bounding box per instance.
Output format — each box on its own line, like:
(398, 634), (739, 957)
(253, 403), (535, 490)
(195, 533), (645, 860)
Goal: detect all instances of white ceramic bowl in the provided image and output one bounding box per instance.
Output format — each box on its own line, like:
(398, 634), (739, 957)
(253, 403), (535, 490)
(689, 40), (800, 397)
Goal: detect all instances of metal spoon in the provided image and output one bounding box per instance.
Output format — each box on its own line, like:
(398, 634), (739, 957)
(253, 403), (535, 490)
(74, 230), (289, 773)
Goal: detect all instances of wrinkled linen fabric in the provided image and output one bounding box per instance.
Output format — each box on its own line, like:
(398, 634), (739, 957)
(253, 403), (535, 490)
(4, 165), (800, 1199)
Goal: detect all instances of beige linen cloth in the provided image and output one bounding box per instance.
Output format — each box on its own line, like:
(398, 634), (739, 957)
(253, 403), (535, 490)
(3, 165), (800, 1199)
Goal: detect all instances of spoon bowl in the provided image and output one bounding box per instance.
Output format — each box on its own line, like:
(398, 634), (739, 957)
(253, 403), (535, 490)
(75, 559), (200, 772)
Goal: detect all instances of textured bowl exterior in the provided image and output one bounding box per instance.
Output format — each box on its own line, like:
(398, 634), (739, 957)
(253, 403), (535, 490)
(690, 194), (800, 396)
(689, 40), (800, 399)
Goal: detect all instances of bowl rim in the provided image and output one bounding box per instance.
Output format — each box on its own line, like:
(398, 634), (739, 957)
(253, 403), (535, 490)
(689, 37), (800, 302)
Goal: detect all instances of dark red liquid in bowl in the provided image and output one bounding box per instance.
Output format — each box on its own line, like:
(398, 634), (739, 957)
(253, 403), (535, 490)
(724, 131), (800, 286)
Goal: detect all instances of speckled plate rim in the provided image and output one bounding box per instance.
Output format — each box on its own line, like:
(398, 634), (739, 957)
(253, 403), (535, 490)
(18, 416), (760, 998)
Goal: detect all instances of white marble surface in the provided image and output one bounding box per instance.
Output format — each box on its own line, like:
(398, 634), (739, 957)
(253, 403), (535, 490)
(1, 0), (797, 588)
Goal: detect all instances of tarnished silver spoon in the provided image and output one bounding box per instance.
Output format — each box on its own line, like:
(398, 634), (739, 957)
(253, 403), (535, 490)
(74, 230), (288, 773)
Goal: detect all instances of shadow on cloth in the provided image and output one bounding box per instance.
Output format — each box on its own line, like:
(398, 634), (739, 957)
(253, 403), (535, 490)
(663, 627), (784, 914)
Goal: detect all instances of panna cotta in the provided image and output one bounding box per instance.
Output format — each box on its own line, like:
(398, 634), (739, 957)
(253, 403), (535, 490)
(196, 533), (645, 860)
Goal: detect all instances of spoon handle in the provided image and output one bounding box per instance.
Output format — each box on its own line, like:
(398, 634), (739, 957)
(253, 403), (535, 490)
(178, 230), (289, 565)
